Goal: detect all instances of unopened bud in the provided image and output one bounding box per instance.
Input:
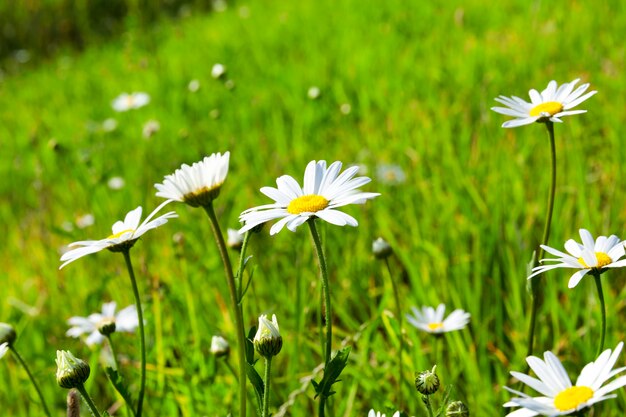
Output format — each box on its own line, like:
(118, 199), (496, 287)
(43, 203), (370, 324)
(253, 314), (282, 358)
(0, 323), (16, 346)
(372, 237), (392, 259)
(446, 401), (469, 417)
(56, 350), (90, 389)
(210, 335), (230, 358)
(415, 365), (440, 395)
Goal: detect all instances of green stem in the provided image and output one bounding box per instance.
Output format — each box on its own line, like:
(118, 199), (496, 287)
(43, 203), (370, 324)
(235, 231), (252, 299)
(594, 274), (607, 356)
(106, 335), (134, 417)
(384, 257), (403, 409)
(203, 203), (247, 417)
(106, 335), (120, 370)
(76, 383), (102, 417)
(423, 395), (435, 417)
(9, 346), (52, 417)
(526, 121), (557, 359)
(262, 356), (273, 417)
(122, 250), (146, 417)
(307, 219), (332, 367)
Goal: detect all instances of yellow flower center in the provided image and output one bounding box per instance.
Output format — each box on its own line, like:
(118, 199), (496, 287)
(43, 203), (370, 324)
(427, 322), (444, 331)
(287, 194), (329, 214)
(108, 229), (134, 239)
(577, 252), (612, 269)
(553, 386), (593, 411)
(529, 101), (563, 117)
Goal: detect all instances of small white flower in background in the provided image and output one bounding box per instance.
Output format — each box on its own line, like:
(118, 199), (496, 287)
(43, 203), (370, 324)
(0, 342), (7, 359)
(368, 410), (400, 417)
(239, 160), (379, 235)
(340, 103), (351, 114)
(504, 342), (626, 416)
(142, 119), (160, 139)
(59, 202), (177, 269)
(66, 301), (140, 346)
(227, 228), (244, 250)
(75, 214), (95, 229)
(212, 0), (228, 12)
(111, 92), (150, 112)
(253, 314), (282, 358)
(491, 78), (597, 128)
(307, 86), (321, 100)
(211, 63), (226, 79)
(210, 335), (230, 357)
(102, 118), (118, 132)
(154, 152), (230, 208)
(406, 304), (470, 334)
(107, 176), (125, 190)
(377, 164), (406, 185)
(528, 229), (626, 288)
(188, 79), (200, 92)
(14, 49), (30, 64)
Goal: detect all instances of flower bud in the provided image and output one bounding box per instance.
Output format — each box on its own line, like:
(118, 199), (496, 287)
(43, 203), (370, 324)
(210, 335), (230, 358)
(97, 318), (116, 337)
(0, 323), (16, 346)
(372, 237), (392, 259)
(227, 228), (244, 250)
(253, 314), (282, 358)
(415, 365), (440, 395)
(446, 401), (469, 417)
(56, 350), (90, 389)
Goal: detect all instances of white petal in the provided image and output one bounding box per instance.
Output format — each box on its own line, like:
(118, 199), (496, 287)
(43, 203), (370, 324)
(568, 269), (590, 288)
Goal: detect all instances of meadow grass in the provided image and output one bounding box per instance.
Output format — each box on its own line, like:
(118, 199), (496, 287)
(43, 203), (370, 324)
(2, 0), (626, 415)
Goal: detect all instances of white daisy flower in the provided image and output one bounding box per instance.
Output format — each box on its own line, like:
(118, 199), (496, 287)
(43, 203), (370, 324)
(59, 201), (177, 269)
(211, 63), (226, 79)
(0, 342), (8, 359)
(491, 78), (597, 128)
(239, 160), (380, 235)
(111, 92), (150, 112)
(406, 304), (470, 334)
(368, 410), (400, 417)
(528, 229), (626, 288)
(504, 342), (626, 416)
(154, 152), (230, 207)
(66, 302), (140, 346)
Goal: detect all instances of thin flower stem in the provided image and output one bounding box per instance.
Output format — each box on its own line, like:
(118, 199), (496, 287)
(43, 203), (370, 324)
(106, 335), (120, 370)
(384, 257), (403, 409)
(203, 203), (247, 417)
(423, 395), (435, 417)
(9, 346), (52, 417)
(122, 250), (146, 417)
(307, 218), (332, 366)
(594, 274), (607, 356)
(76, 383), (102, 417)
(235, 231), (252, 299)
(526, 121), (557, 359)
(106, 335), (134, 417)
(262, 356), (273, 417)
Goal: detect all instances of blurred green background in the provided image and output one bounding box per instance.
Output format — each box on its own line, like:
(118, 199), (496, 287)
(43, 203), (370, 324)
(2, 0), (626, 415)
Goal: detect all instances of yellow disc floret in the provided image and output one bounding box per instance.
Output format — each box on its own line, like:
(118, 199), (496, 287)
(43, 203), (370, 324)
(108, 229), (134, 239)
(427, 322), (443, 331)
(554, 386), (593, 411)
(287, 194), (329, 214)
(578, 252), (612, 269)
(529, 101), (563, 117)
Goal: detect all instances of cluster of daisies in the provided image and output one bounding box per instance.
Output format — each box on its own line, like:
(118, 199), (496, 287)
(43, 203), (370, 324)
(493, 78), (626, 416)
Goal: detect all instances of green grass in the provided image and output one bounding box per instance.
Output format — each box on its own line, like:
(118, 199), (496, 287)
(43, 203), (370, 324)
(2, 0), (626, 415)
